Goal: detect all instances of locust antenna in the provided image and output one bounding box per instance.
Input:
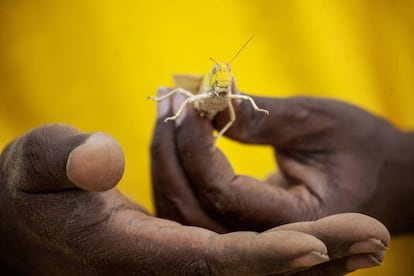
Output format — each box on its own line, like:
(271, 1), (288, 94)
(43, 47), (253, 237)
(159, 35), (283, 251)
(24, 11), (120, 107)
(229, 34), (255, 64)
(209, 57), (219, 65)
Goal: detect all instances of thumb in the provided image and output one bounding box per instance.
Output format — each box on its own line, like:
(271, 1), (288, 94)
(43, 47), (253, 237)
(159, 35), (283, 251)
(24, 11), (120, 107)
(0, 124), (124, 192)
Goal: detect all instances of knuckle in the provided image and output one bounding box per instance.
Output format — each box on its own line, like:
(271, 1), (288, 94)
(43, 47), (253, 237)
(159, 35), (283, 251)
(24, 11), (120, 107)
(203, 188), (239, 218)
(236, 108), (268, 142)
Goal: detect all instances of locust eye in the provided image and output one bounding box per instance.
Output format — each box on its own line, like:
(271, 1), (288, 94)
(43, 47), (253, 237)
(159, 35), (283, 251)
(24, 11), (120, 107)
(212, 65), (218, 73)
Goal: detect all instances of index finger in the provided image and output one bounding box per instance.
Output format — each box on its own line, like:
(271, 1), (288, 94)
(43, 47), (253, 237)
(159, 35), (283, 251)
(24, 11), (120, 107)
(213, 93), (352, 147)
(150, 88), (228, 232)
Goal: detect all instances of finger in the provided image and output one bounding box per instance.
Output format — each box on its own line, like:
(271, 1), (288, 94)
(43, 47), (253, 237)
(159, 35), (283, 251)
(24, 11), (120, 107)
(173, 97), (316, 230)
(269, 213), (390, 258)
(92, 211), (330, 275)
(150, 88), (228, 233)
(208, 230), (329, 275)
(268, 213), (390, 275)
(0, 124), (124, 192)
(291, 252), (384, 276)
(213, 93), (344, 147)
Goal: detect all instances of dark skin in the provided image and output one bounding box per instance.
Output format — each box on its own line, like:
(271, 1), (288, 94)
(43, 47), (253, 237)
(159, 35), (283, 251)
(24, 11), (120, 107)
(152, 87), (414, 236)
(0, 122), (389, 274)
(151, 87), (414, 274)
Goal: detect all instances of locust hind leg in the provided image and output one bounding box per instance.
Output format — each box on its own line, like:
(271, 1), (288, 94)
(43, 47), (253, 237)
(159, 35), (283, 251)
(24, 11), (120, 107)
(213, 99), (235, 149)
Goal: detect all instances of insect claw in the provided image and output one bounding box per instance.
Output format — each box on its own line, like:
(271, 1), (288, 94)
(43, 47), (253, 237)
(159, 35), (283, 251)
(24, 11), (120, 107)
(164, 117), (174, 122)
(148, 96), (161, 101)
(210, 139), (218, 151)
(257, 109), (269, 115)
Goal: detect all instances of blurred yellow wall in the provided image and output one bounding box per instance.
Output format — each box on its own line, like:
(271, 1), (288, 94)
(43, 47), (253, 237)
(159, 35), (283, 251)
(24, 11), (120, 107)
(0, 1), (413, 274)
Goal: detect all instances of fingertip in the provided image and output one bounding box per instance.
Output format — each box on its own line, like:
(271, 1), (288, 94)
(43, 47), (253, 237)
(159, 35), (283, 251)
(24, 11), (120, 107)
(320, 213), (391, 248)
(349, 238), (388, 255)
(213, 93), (272, 143)
(66, 133), (125, 192)
(210, 230), (329, 275)
(346, 253), (383, 272)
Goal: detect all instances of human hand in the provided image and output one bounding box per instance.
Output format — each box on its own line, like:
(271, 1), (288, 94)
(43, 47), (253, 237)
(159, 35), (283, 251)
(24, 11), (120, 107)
(150, 89), (394, 274)
(151, 87), (414, 236)
(1, 124), (389, 275)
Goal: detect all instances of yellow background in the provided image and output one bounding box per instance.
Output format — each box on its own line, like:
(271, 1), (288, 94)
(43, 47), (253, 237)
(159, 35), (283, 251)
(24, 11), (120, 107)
(0, 0), (413, 274)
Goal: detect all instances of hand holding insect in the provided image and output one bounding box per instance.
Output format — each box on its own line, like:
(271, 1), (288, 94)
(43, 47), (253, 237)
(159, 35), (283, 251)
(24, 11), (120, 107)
(150, 90), (394, 274)
(152, 90), (414, 235)
(0, 124), (391, 275)
(148, 36), (269, 147)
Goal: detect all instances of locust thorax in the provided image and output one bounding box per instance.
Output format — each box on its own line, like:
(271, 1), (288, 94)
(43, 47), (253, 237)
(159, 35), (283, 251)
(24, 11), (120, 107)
(210, 62), (232, 97)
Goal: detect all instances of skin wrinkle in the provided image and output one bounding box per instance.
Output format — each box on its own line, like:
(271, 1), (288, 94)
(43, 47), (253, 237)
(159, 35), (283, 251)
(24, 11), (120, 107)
(1, 138), (24, 194)
(202, 182), (237, 221)
(21, 191), (115, 272)
(38, 194), (102, 247)
(265, 98), (328, 146)
(232, 176), (298, 230)
(276, 154), (324, 201)
(14, 127), (89, 192)
(274, 154), (324, 215)
(300, 101), (350, 145)
(204, 234), (216, 276)
(133, 224), (211, 275)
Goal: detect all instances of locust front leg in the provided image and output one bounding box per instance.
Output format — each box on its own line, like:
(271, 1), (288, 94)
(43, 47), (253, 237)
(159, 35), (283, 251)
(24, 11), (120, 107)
(148, 88), (197, 122)
(147, 88), (194, 102)
(229, 94), (270, 115)
(164, 93), (210, 123)
(213, 99), (235, 149)
(163, 96), (191, 123)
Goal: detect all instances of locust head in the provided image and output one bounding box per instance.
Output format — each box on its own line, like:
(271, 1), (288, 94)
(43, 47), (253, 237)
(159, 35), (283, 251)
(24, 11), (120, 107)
(209, 60), (232, 97)
(207, 35), (255, 97)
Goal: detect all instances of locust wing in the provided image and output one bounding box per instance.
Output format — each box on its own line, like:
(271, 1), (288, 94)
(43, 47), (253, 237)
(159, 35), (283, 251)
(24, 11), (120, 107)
(172, 74), (204, 94)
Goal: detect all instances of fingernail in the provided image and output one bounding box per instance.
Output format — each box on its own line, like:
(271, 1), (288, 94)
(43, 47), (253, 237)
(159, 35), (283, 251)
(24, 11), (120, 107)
(290, 251), (329, 268)
(347, 254), (382, 272)
(157, 87), (170, 119)
(172, 93), (187, 126)
(349, 238), (388, 254)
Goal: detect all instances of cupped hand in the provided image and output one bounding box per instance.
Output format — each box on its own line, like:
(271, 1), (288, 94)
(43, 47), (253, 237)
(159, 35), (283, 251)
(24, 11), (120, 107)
(1, 124), (389, 275)
(151, 87), (414, 235)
